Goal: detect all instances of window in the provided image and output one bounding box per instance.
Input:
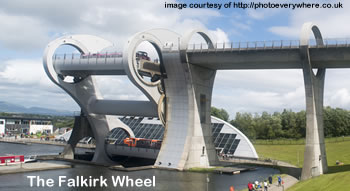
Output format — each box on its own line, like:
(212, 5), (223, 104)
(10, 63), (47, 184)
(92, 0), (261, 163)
(200, 94), (206, 123)
(0, 121), (3, 125)
(6, 120), (15, 125)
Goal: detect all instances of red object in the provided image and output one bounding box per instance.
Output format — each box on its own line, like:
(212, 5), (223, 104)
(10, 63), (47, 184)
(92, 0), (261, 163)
(0, 155), (24, 165)
(248, 182), (253, 190)
(123, 137), (162, 149)
(230, 186), (234, 191)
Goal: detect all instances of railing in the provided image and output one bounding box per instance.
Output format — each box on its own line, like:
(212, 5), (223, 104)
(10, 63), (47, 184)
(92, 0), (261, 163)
(53, 52), (123, 60)
(186, 38), (350, 52)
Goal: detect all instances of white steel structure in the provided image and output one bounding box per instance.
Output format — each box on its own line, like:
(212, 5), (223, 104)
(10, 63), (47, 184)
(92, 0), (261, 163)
(43, 22), (350, 179)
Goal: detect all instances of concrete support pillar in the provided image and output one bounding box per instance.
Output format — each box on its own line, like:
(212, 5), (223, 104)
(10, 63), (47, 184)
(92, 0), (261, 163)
(187, 64), (218, 168)
(300, 23), (328, 180)
(154, 29), (218, 170)
(61, 115), (93, 159)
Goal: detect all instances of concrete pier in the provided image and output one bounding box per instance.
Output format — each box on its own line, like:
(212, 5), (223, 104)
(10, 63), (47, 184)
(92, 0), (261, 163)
(0, 162), (71, 175)
(0, 137), (95, 149)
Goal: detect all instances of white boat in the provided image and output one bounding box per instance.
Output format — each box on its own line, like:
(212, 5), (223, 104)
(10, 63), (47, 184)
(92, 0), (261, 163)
(24, 155), (37, 163)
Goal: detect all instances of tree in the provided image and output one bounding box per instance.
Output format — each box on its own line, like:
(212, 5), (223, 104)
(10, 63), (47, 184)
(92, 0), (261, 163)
(231, 112), (256, 139)
(211, 107), (229, 122)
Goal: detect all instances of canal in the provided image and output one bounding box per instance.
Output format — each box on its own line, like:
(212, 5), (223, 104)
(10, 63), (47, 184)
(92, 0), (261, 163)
(0, 142), (279, 191)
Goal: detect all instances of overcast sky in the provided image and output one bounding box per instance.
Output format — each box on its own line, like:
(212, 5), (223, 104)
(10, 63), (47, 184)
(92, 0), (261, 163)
(0, 0), (350, 119)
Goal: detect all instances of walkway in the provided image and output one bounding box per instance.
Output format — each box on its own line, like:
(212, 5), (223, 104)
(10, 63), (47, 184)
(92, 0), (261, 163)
(220, 158), (297, 168)
(269, 175), (299, 191)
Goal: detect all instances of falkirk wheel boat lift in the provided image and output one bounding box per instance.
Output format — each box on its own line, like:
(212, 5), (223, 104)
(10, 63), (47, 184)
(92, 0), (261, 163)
(43, 22), (350, 180)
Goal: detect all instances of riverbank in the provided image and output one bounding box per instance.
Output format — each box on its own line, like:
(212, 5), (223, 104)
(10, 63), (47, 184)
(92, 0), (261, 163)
(254, 139), (350, 190)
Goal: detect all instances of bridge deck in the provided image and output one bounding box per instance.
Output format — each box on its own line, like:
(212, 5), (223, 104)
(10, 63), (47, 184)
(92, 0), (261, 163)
(187, 46), (350, 70)
(52, 39), (350, 75)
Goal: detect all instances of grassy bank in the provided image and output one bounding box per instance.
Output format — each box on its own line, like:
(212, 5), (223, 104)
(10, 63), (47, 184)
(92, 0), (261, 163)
(255, 139), (350, 168)
(254, 138), (350, 190)
(287, 171), (350, 191)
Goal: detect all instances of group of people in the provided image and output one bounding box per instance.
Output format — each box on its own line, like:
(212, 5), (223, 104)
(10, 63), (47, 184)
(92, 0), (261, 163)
(247, 175), (282, 191)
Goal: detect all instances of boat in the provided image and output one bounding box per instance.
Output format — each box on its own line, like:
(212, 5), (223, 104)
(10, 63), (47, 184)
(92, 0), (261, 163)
(24, 155), (37, 163)
(0, 155), (24, 165)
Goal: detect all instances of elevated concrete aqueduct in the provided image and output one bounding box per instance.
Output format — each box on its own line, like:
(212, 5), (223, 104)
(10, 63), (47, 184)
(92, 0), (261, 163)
(43, 22), (350, 180)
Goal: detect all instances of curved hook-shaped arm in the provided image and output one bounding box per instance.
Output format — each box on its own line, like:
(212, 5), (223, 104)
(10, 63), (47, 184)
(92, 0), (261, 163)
(300, 22), (324, 46)
(300, 22), (325, 77)
(43, 35), (113, 85)
(43, 36), (89, 85)
(180, 29), (215, 63)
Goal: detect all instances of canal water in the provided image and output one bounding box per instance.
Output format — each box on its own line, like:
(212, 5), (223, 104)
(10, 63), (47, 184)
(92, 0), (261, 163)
(0, 142), (279, 191)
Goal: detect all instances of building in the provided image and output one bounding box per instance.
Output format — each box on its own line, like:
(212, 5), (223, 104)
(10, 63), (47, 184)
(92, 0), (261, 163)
(105, 115), (258, 160)
(0, 116), (53, 136)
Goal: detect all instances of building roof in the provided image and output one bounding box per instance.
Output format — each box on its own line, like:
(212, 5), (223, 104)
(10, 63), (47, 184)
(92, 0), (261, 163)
(0, 116), (52, 121)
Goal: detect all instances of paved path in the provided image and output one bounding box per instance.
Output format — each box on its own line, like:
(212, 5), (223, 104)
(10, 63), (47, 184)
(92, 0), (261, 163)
(220, 158), (297, 168)
(268, 175), (299, 191)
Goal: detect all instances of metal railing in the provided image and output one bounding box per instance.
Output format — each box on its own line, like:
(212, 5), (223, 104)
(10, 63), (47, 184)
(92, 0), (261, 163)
(53, 52), (123, 60)
(186, 38), (350, 52)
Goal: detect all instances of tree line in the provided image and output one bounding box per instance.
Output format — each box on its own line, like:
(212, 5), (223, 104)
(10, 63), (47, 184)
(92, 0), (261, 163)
(211, 106), (350, 140)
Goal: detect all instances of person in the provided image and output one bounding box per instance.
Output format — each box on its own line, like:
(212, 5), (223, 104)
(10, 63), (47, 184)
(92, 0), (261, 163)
(229, 186), (234, 191)
(248, 182), (253, 191)
(264, 180), (268, 191)
(255, 181), (259, 190)
(268, 175), (272, 186)
(278, 176), (282, 187)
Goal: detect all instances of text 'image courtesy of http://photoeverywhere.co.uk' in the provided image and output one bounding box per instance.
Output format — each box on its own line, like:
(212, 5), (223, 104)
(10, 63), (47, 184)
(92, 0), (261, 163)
(0, 0), (350, 191)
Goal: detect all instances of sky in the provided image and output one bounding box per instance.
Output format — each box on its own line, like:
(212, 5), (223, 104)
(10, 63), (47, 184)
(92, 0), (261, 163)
(0, 0), (350, 119)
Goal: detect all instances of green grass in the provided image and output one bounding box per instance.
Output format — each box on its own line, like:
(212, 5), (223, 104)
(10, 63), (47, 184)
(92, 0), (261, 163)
(255, 144), (305, 167)
(254, 138), (350, 190)
(253, 136), (350, 145)
(255, 140), (350, 168)
(287, 171), (350, 191)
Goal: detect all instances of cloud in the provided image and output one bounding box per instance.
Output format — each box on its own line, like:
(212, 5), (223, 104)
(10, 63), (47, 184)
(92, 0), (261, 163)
(0, 0), (223, 51)
(268, 0), (350, 38)
(212, 70), (306, 116)
(0, 13), (50, 51)
(0, 59), (52, 88)
(94, 76), (147, 101)
(209, 28), (229, 43)
(0, 58), (79, 111)
(327, 88), (350, 107)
